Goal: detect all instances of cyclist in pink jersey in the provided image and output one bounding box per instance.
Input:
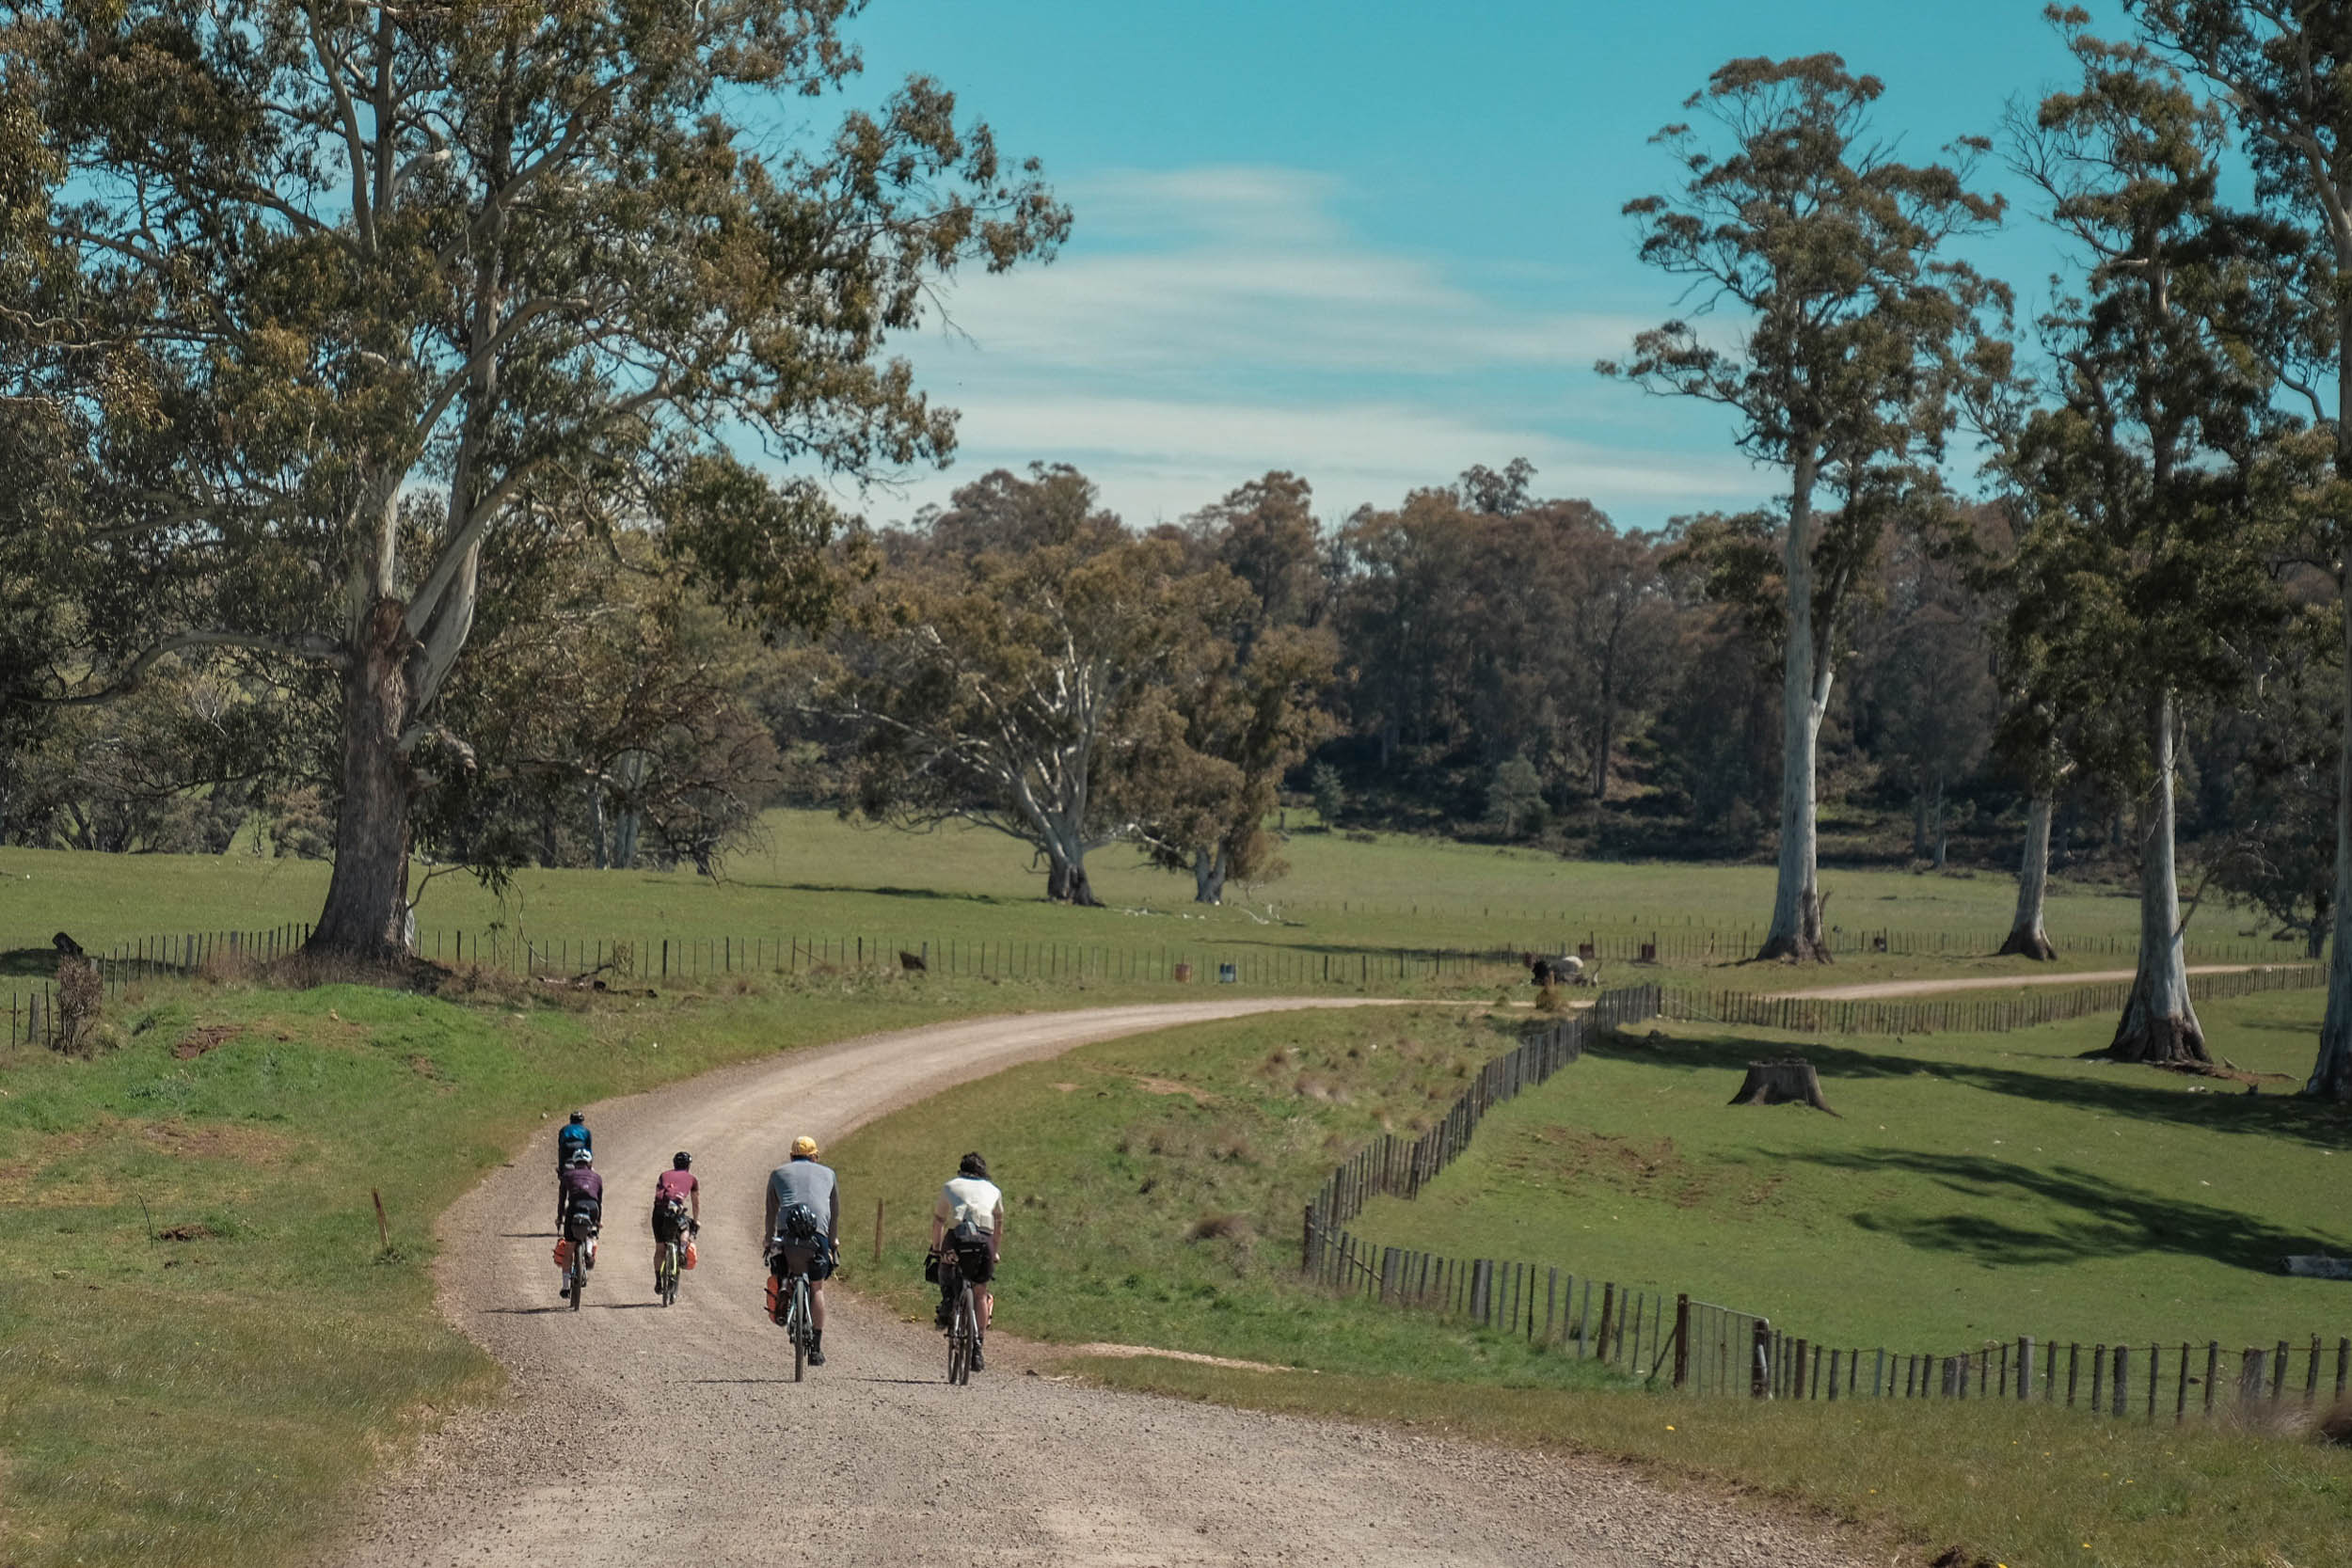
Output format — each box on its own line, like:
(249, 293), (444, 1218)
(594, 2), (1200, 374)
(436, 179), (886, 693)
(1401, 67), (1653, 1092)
(650, 1151), (700, 1279)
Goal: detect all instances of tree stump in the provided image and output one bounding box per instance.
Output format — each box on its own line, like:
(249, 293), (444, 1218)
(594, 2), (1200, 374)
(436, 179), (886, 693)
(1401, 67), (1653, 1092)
(1729, 1056), (1839, 1116)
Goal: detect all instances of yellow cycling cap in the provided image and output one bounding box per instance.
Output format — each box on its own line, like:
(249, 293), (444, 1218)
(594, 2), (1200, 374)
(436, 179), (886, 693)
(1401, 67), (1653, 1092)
(790, 1135), (820, 1158)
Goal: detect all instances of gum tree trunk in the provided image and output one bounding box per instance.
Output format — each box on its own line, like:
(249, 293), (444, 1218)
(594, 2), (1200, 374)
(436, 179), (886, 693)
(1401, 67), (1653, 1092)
(1760, 452), (1830, 962)
(1193, 847), (1228, 905)
(2313, 532), (2352, 1096)
(2106, 691), (2205, 1065)
(1045, 848), (1100, 906)
(1998, 795), (2058, 960)
(306, 600), (418, 962)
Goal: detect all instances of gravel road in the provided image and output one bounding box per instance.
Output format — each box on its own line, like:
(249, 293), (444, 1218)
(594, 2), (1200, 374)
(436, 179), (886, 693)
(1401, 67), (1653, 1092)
(1779, 962), (2255, 1002)
(326, 1000), (1870, 1568)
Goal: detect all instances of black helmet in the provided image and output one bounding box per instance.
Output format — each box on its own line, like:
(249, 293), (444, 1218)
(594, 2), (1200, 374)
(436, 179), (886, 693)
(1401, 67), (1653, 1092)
(673, 1151), (692, 1170)
(568, 1111), (585, 1125)
(958, 1150), (989, 1180)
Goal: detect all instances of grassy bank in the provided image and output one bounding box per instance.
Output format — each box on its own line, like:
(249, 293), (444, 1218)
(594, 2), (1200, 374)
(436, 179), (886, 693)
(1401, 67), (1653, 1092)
(831, 1004), (1631, 1386)
(1070, 1354), (2352, 1568)
(0, 963), (1125, 1568)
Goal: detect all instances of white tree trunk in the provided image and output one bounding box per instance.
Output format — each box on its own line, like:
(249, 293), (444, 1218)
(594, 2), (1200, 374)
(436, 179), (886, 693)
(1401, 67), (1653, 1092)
(2109, 690), (2205, 1065)
(1999, 796), (2058, 960)
(1761, 456), (1829, 962)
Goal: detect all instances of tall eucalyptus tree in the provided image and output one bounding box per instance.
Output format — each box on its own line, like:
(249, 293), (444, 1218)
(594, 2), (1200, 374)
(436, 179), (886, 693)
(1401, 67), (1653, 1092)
(1605, 54), (2009, 960)
(3, 0), (1065, 958)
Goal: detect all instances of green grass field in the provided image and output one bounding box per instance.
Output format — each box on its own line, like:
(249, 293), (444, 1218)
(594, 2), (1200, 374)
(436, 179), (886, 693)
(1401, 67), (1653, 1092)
(0, 808), (2282, 996)
(1353, 991), (2352, 1353)
(0, 963), (1137, 1568)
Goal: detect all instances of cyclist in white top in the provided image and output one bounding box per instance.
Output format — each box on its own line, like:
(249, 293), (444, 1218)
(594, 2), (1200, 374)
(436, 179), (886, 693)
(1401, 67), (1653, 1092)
(930, 1151), (1004, 1359)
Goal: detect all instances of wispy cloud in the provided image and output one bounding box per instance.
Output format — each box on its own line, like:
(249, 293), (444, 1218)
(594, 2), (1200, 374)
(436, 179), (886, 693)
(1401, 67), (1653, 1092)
(862, 165), (1761, 528)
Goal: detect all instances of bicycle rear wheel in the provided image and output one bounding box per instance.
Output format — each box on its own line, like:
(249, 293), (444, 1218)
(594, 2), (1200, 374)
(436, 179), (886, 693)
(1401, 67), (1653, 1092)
(947, 1283), (976, 1385)
(790, 1277), (809, 1381)
(658, 1245), (676, 1306)
(569, 1251), (585, 1310)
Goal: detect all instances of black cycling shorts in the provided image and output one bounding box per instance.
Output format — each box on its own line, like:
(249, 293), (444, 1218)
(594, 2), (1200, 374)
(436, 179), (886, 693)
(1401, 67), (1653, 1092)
(652, 1204), (690, 1243)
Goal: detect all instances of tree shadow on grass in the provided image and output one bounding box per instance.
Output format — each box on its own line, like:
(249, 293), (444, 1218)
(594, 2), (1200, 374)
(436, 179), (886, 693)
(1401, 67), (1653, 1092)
(725, 880), (1018, 909)
(1590, 1029), (2352, 1154)
(0, 947), (60, 980)
(1795, 1148), (2352, 1272)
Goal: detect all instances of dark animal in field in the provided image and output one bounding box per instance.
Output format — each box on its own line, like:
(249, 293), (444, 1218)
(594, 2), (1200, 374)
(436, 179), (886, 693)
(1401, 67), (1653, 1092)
(52, 931), (85, 958)
(1526, 953), (1583, 987)
(898, 950), (928, 973)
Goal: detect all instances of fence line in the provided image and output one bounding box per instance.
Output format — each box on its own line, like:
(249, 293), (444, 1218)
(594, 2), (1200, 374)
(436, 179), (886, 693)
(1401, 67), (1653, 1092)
(3, 921), (1565, 1049)
(1300, 984), (1665, 1236)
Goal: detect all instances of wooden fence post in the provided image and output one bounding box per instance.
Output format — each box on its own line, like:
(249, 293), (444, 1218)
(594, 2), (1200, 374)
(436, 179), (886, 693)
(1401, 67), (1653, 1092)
(1752, 1318), (1771, 1399)
(1673, 1294), (1691, 1390)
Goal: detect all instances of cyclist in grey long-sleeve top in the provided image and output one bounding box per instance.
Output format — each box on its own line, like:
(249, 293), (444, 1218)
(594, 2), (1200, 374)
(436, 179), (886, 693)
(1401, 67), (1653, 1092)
(765, 1135), (840, 1363)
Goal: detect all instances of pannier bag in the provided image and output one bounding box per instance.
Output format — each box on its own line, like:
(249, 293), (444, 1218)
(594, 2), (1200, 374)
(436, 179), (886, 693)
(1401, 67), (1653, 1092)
(769, 1237), (833, 1283)
(684, 1242), (698, 1270)
(553, 1238), (571, 1269)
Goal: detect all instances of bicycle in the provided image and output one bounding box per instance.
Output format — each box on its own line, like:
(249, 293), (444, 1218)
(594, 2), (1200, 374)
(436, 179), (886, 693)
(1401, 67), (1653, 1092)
(938, 1249), (982, 1386)
(769, 1252), (817, 1381)
(564, 1219), (598, 1310)
(655, 1205), (694, 1307)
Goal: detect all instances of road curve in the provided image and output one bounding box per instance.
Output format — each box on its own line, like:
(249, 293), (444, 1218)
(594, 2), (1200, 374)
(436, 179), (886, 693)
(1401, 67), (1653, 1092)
(326, 999), (1867, 1568)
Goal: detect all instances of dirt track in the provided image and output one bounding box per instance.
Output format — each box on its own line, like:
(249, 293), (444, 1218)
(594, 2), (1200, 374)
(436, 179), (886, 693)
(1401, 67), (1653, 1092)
(328, 1000), (1868, 1568)
(1781, 962), (2256, 1002)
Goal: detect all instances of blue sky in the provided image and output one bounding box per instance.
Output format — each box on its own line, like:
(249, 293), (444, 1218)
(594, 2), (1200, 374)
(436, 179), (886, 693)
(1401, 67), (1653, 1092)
(825, 1), (2126, 533)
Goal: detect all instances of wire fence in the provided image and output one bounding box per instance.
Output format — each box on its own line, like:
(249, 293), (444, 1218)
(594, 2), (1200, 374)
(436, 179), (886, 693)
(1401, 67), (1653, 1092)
(3, 920), (1552, 1049)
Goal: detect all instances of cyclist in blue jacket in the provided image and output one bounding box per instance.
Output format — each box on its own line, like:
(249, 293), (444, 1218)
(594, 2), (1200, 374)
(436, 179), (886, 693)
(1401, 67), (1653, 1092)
(555, 1110), (593, 1168)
